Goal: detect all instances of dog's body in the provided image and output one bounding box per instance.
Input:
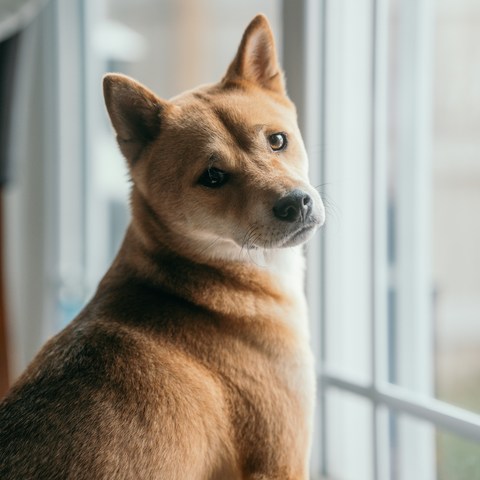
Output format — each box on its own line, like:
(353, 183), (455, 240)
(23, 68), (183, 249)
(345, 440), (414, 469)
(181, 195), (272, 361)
(0, 15), (324, 480)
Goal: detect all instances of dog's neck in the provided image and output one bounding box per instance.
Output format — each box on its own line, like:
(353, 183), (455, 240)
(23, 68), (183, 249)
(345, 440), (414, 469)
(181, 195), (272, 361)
(101, 189), (309, 338)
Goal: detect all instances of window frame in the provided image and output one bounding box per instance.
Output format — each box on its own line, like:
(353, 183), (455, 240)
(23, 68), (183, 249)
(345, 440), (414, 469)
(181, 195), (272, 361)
(281, 0), (480, 478)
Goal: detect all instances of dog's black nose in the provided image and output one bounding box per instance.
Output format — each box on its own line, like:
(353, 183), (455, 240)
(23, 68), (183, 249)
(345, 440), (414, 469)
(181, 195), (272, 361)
(273, 189), (313, 222)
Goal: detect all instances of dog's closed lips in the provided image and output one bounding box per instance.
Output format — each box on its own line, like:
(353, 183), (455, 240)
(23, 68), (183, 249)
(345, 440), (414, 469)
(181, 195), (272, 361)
(280, 222), (320, 248)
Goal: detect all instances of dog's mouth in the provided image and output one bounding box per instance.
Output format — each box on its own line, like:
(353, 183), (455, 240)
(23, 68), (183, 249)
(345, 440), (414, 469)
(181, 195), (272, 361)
(278, 222), (318, 248)
(242, 221), (320, 251)
(237, 201), (325, 252)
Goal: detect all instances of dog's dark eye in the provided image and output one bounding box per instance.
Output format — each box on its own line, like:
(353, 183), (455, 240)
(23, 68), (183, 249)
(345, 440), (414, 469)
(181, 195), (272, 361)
(198, 167), (229, 188)
(268, 132), (287, 151)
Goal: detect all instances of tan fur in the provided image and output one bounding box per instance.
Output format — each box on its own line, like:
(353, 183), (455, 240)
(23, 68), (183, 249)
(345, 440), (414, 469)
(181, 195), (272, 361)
(0, 15), (324, 479)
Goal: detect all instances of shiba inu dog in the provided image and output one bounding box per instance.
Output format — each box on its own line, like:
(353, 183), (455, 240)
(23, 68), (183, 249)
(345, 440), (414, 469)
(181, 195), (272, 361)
(0, 14), (324, 480)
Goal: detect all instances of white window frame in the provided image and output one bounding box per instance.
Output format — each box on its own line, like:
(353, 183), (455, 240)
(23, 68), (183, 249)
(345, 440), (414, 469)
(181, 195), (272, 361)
(282, 0), (480, 479)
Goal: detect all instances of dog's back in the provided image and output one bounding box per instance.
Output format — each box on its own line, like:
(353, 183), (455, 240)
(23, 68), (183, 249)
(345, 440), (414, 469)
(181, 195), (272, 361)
(0, 15), (324, 480)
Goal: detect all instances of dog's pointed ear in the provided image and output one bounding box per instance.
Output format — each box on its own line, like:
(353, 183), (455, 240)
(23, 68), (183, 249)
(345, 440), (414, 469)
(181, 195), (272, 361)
(222, 14), (285, 94)
(103, 74), (169, 164)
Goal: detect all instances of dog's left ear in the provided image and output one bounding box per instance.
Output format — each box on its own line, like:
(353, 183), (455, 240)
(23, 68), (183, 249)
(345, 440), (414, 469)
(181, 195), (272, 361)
(222, 14), (285, 95)
(103, 73), (170, 164)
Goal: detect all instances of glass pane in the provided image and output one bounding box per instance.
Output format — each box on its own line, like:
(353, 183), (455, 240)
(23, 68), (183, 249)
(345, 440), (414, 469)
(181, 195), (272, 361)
(431, 0), (480, 414)
(385, 0), (480, 413)
(388, 412), (436, 480)
(326, 390), (373, 480)
(380, 410), (480, 480)
(437, 430), (480, 480)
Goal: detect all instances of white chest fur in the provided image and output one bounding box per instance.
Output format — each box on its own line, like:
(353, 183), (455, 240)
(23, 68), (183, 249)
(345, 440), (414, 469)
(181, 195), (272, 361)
(266, 246), (316, 428)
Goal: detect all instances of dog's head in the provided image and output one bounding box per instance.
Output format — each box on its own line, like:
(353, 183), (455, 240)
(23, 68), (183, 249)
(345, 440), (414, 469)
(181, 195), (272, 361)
(103, 14), (325, 262)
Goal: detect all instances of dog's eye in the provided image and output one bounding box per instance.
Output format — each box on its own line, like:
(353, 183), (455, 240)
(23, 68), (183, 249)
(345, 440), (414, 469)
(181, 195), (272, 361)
(268, 132), (287, 151)
(198, 167), (229, 188)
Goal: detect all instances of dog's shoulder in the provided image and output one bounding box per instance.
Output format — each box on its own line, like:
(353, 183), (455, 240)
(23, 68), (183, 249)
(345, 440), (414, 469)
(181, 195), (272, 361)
(0, 311), (235, 479)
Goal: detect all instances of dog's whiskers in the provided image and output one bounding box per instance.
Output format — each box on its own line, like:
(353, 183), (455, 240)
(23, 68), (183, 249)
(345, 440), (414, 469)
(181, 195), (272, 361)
(197, 235), (223, 257)
(240, 224), (268, 267)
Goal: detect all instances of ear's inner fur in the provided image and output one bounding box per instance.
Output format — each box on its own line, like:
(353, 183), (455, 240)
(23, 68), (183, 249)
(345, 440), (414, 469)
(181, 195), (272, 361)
(222, 14), (285, 94)
(103, 74), (166, 164)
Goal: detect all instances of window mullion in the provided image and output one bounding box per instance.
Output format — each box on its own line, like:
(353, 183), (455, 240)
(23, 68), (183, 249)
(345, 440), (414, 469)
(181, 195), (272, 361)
(371, 0), (390, 477)
(321, 371), (480, 443)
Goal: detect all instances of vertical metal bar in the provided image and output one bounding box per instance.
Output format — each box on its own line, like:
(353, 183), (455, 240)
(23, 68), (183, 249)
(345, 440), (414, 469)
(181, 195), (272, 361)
(39, 0), (59, 346)
(318, 1), (329, 476)
(372, 0), (394, 476)
(56, 0), (88, 329)
(393, 0), (436, 477)
(372, 0), (391, 475)
(371, 0), (379, 477)
(372, 0), (395, 475)
(78, 0), (88, 293)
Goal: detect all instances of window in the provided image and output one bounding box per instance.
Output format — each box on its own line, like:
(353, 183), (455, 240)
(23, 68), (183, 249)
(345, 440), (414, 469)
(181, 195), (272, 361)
(298, 0), (480, 478)
(5, 1), (480, 478)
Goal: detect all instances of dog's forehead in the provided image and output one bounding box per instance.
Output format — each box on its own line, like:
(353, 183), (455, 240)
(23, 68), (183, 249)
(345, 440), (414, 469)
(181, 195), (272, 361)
(172, 87), (297, 139)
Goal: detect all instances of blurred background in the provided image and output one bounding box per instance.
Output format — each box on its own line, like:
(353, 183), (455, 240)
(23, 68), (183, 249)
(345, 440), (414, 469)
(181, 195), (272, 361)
(0, 0), (479, 479)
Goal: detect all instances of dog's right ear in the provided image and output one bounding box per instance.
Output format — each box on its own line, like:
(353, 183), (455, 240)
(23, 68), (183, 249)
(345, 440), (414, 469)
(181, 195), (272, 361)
(103, 74), (169, 164)
(222, 14), (285, 94)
